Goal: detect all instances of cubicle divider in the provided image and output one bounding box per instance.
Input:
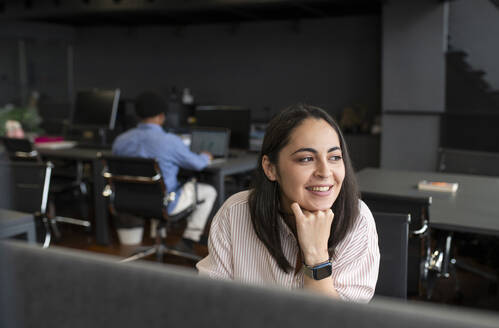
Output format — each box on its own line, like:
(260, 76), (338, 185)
(2, 241), (499, 328)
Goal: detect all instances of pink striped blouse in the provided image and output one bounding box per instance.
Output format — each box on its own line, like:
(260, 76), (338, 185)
(196, 190), (380, 303)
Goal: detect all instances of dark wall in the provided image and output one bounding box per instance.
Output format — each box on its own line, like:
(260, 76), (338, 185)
(0, 39), (19, 105)
(73, 16), (380, 121)
(0, 22), (74, 106)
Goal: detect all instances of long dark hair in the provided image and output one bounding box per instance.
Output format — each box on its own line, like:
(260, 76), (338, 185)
(248, 104), (359, 273)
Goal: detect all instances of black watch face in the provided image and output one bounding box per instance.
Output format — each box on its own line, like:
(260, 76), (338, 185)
(314, 264), (332, 280)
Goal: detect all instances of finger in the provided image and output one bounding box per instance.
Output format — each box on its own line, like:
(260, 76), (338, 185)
(290, 202), (304, 219)
(326, 209), (334, 223)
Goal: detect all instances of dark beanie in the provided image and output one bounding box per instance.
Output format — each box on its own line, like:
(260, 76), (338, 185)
(135, 92), (167, 119)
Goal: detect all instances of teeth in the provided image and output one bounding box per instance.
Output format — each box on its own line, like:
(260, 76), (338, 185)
(308, 186), (330, 192)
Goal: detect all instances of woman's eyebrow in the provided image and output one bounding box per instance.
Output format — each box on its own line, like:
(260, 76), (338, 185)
(291, 146), (341, 155)
(291, 147), (316, 155)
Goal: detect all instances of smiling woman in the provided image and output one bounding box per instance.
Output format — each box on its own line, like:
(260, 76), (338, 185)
(197, 104), (380, 302)
(261, 117), (345, 213)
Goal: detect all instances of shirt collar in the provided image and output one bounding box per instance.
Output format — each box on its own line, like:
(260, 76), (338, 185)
(137, 123), (163, 131)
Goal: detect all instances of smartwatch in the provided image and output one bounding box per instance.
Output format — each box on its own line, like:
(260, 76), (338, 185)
(303, 258), (332, 280)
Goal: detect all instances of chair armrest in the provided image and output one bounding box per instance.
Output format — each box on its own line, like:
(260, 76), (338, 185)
(412, 220), (429, 236)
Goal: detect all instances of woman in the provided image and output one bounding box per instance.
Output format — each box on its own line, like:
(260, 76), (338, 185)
(196, 104), (379, 302)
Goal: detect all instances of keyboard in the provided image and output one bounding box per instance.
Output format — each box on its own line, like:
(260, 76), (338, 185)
(210, 158), (227, 165)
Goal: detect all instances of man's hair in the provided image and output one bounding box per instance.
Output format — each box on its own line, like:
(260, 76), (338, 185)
(135, 92), (167, 119)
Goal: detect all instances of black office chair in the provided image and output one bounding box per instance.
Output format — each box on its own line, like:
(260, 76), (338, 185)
(1, 137), (87, 193)
(0, 137), (91, 242)
(437, 147), (499, 177)
(1, 137), (40, 161)
(361, 192), (433, 298)
(0, 161), (54, 247)
(101, 155), (201, 262)
(373, 212), (410, 299)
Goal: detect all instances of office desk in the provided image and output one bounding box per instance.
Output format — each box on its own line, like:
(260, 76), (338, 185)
(40, 147), (257, 244)
(38, 147), (112, 245)
(356, 168), (499, 236)
(0, 208), (36, 243)
(203, 153), (258, 208)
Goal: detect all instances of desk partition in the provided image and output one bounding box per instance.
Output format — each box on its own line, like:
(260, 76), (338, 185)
(2, 240), (499, 328)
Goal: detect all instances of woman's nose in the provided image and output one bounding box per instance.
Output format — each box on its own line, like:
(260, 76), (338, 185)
(314, 159), (332, 178)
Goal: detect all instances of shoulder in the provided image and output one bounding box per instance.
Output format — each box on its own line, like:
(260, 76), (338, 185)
(211, 190), (251, 228)
(113, 128), (138, 146)
(344, 199), (376, 236)
(357, 199), (376, 230)
(333, 199), (377, 265)
(219, 190), (251, 215)
(116, 127), (138, 139)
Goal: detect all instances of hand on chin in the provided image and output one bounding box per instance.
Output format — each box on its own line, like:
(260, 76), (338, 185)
(299, 201), (333, 213)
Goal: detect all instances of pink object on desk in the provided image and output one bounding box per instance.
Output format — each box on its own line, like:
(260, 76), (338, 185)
(34, 136), (64, 143)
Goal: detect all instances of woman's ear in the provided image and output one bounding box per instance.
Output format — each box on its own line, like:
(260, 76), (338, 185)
(262, 155), (277, 181)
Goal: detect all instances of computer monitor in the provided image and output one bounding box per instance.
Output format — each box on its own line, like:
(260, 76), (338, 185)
(195, 106), (251, 150)
(72, 89), (121, 130)
(190, 127), (230, 159)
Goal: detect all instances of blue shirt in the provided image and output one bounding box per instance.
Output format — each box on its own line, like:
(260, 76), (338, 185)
(112, 123), (210, 213)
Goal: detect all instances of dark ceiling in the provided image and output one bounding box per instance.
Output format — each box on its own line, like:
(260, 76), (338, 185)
(0, 0), (382, 27)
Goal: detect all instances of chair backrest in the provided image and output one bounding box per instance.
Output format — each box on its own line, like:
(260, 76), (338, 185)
(373, 212), (410, 299)
(0, 161), (51, 216)
(361, 192), (431, 233)
(0, 137), (39, 162)
(437, 147), (499, 176)
(361, 192), (431, 296)
(101, 155), (167, 219)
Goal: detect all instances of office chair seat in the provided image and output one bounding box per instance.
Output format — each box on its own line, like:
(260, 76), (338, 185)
(102, 155), (202, 262)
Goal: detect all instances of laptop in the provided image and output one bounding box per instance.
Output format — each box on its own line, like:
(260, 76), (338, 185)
(190, 127), (231, 164)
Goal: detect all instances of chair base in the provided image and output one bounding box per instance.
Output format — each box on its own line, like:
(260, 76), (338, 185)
(119, 243), (201, 263)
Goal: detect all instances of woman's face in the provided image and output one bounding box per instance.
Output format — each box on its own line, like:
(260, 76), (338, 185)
(263, 117), (345, 213)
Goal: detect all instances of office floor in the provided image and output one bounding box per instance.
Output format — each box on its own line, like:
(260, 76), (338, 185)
(52, 219), (207, 270)
(50, 196), (499, 314)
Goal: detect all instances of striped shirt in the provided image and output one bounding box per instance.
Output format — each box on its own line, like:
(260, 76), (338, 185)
(196, 190), (380, 303)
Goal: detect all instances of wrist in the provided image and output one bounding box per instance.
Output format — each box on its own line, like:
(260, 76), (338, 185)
(302, 250), (330, 266)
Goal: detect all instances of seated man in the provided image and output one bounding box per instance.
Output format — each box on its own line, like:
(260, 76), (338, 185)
(112, 92), (217, 253)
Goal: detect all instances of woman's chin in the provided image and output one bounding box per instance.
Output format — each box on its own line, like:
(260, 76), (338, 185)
(301, 201), (334, 212)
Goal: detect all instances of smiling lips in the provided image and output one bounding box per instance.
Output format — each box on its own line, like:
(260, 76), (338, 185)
(306, 185), (333, 193)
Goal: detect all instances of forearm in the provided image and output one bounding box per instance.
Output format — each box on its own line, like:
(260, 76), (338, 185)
(302, 251), (340, 298)
(303, 275), (340, 298)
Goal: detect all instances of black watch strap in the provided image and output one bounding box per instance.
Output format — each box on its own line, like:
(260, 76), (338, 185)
(303, 258), (332, 280)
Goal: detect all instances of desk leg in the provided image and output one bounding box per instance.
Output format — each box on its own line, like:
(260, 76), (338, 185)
(92, 158), (110, 245)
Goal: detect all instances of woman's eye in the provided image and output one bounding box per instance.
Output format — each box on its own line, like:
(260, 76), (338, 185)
(299, 156), (313, 162)
(329, 155), (342, 161)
